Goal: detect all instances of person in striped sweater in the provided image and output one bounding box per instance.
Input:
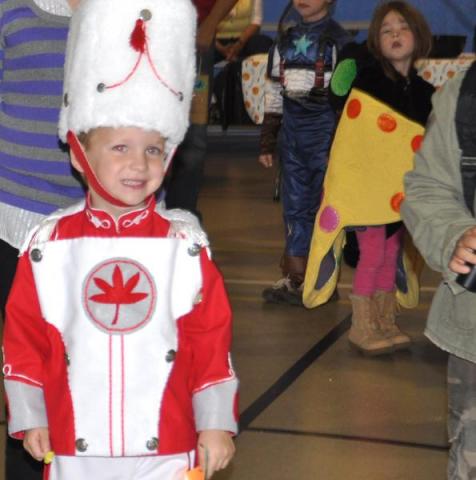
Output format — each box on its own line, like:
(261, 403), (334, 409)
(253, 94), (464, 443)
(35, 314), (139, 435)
(0, 1), (82, 479)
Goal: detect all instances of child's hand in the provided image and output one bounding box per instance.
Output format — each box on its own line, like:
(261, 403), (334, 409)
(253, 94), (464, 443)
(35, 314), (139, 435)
(449, 226), (476, 274)
(215, 41), (227, 57)
(225, 41), (243, 62)
(23, 427), (50, 462)
(197, 430), (235, 479)
(259, 154), (273, 168)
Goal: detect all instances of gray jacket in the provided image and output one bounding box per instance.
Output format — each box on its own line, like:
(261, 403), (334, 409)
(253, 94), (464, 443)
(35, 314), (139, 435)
(402, 70), (476, 363)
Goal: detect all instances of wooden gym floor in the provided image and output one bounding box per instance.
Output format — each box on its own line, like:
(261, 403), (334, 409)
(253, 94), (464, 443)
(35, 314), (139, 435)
(0, 128), (449, 480)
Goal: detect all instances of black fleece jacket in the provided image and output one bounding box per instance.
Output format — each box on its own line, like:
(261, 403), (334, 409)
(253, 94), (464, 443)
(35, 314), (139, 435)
(353, 61), (435, 126)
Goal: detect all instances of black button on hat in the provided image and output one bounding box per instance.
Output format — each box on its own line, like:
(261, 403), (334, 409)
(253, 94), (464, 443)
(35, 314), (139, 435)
(140, 9), (152, 21)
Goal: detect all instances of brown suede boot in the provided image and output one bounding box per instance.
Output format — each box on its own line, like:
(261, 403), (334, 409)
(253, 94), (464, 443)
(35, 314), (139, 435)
(373, 290), (411, 350)
(348, 294), (393, 355)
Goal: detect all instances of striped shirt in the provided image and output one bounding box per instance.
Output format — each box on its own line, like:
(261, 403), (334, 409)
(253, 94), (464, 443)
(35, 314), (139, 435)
(0, 0), (84, 248)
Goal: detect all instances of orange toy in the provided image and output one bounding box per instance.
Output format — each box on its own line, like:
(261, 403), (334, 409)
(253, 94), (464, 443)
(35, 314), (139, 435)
(185, 467), (205, 480)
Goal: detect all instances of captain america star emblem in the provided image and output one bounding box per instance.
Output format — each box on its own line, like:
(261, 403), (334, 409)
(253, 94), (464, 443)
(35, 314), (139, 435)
(83, 258), (156, 334)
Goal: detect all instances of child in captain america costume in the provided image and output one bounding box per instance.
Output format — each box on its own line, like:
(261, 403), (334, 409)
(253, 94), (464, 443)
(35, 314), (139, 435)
(2, 1), (238, 479)
(259, 0), (351, 305)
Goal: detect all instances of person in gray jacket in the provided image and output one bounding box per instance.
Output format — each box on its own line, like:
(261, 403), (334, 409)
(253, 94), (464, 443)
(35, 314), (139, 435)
(402, 66), (476, 479)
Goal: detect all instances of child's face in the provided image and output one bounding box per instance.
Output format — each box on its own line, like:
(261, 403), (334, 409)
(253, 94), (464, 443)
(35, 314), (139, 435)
(72, 127), (166, 217)
(379, 10), (415, 70)
(293, 0), (332, 23)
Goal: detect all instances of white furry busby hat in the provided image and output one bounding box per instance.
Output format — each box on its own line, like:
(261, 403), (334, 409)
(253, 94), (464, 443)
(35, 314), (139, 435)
(59, 0), (196, 152)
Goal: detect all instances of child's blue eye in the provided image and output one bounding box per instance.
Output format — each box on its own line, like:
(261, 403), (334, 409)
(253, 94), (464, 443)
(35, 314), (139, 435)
(146, 146), (163, 155)
(112, 145), (127, 152)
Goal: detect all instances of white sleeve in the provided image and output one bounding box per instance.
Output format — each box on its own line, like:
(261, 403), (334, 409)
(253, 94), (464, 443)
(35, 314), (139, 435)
(264, 45), (283, 114)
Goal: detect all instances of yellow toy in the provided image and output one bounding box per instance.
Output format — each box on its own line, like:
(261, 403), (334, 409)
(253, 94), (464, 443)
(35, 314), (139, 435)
(303, 88), (425, 309)
(44, 451), (55, 464)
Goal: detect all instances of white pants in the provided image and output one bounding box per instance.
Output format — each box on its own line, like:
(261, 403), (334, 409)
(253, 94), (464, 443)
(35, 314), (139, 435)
(46, 452), (194, 480)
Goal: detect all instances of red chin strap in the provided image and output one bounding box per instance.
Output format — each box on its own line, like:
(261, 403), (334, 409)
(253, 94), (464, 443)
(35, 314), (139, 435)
(67, 131), (176, 208)
(67, 131), (129, 207)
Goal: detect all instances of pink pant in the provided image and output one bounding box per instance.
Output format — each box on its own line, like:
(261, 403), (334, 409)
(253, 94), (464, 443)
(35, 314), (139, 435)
(353, 226), (403, 297)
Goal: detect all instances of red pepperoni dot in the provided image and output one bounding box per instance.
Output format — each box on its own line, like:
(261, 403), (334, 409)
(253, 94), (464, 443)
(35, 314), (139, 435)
(378, 113), (397, 132)
(347, 99), (361, 119)
(411, 134), (423, 152)
(391, 192), (405, 213)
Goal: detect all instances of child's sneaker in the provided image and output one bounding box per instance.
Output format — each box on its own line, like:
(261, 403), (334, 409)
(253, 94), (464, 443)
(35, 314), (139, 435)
(262, 276), (304, 306)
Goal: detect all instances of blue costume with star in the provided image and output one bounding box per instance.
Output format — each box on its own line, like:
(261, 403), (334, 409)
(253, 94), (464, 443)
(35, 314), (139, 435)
(262, 15), (350, 279)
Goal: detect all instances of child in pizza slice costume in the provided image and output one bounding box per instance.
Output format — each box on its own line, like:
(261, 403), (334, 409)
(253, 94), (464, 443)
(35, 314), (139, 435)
(2, 1), (238, 479)
(303, 1), (434, 355)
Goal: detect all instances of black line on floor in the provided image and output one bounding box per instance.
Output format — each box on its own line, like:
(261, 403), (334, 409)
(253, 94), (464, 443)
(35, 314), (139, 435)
(239, 315), (351, 430)
(245, 426), (449, 452)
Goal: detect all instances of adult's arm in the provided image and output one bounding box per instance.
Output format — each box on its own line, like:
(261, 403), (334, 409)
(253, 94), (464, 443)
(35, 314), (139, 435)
(401, 72), (475, 282)
(197, 0), (239, 52)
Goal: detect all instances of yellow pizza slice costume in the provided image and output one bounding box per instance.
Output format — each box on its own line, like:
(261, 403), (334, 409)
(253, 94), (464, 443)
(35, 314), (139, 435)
(303, 88), (425, 309)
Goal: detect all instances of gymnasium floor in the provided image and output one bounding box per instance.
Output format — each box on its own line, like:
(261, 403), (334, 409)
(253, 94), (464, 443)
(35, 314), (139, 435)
(0, 129), (449, 480)
(204, 130), (449, 480)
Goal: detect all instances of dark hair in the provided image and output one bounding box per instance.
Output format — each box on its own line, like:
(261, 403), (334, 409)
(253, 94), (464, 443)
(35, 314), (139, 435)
(367, 1), (432, 79)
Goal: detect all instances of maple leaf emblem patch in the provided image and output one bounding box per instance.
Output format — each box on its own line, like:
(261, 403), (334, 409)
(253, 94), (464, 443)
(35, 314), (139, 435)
(83, 259), (156, 334)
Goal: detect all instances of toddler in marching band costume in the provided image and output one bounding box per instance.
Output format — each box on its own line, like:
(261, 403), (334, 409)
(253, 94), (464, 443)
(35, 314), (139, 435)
(2, 1), (238, 479)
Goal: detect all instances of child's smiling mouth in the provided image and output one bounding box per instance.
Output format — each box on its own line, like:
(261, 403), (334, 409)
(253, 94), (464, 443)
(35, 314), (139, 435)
(121, 179), (146, 188)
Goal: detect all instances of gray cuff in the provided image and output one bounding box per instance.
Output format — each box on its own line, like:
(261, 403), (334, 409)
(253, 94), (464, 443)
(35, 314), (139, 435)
(5, 380), (48, 436)
(193, 378), (239, 434)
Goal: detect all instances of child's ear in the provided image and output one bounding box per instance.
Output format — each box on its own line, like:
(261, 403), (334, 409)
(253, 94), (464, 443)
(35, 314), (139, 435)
(70, 148), (84, 174)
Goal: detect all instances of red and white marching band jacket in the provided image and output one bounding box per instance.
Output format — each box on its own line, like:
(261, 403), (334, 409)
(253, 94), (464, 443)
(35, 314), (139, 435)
(3, 197), (238, 457)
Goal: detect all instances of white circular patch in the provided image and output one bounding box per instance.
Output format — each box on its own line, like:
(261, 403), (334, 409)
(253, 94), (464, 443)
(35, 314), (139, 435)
(83, 258), (156, 335)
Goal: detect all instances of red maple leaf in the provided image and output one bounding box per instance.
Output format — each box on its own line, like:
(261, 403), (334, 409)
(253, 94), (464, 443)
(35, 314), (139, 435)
(90, 265), (148, 325)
